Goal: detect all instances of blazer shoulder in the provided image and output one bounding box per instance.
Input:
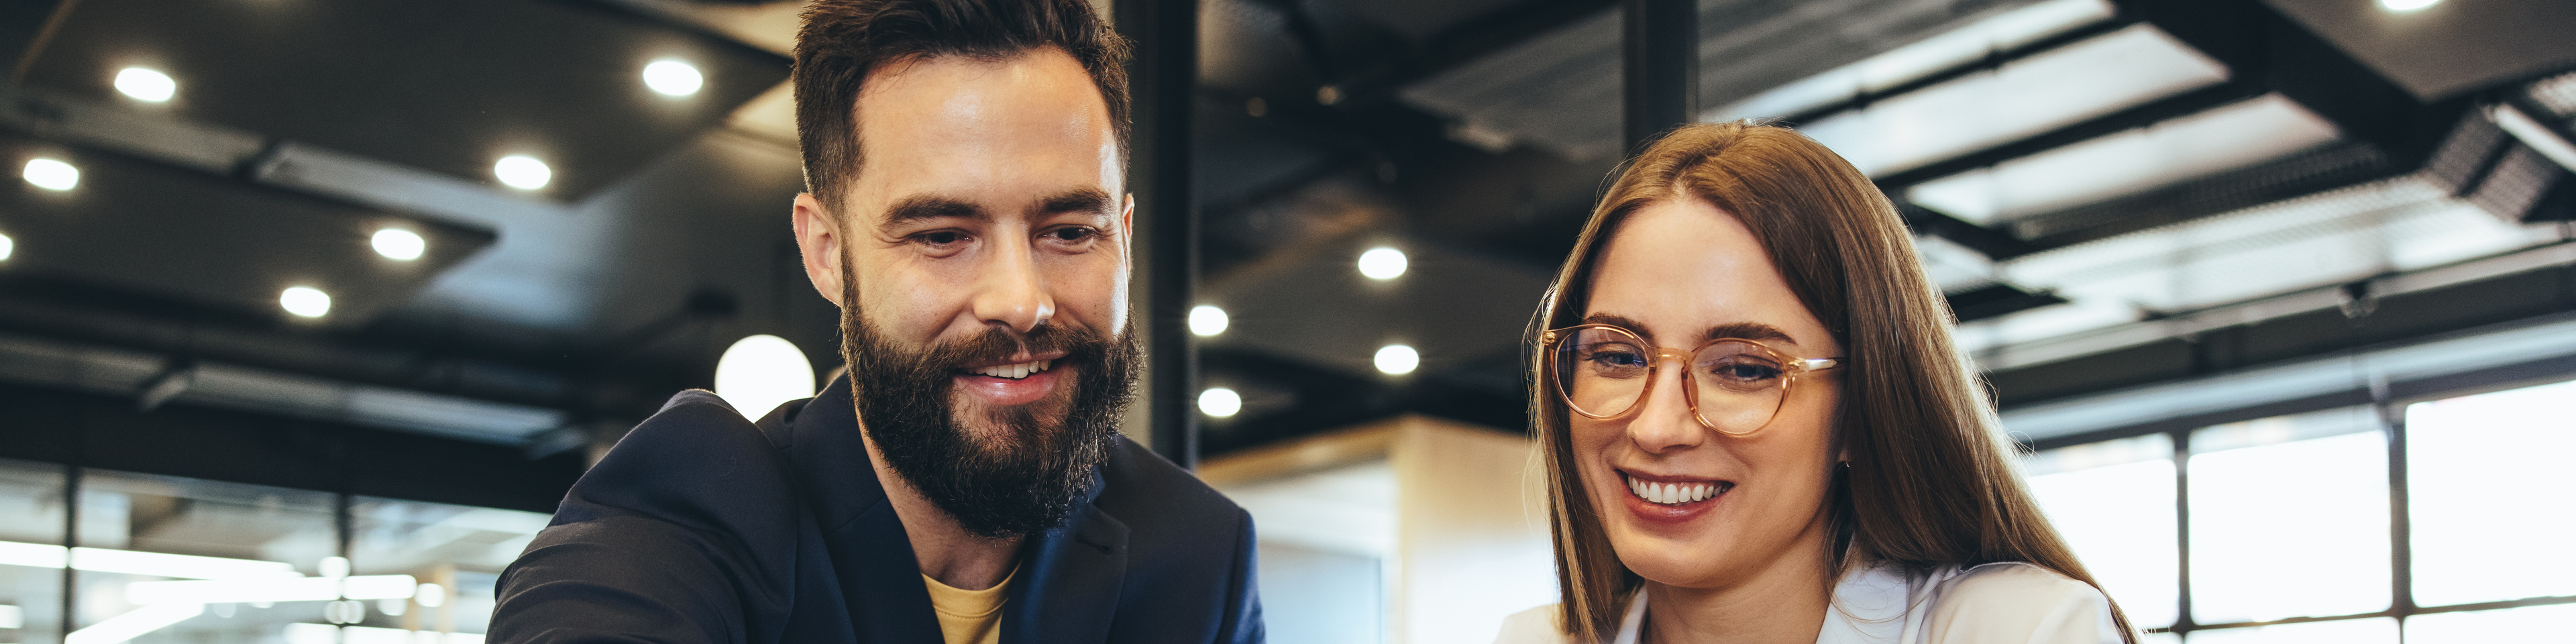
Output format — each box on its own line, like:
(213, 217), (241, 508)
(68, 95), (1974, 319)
(1925, 563), (2122, 644)
(1091, 435), (1246, 525)
(550, 389), (804, 553)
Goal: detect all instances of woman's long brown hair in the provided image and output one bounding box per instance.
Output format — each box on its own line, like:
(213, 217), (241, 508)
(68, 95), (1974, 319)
(1530, 122), (2136, 642)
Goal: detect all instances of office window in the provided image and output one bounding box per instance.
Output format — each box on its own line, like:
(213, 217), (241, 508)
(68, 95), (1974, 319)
(2186, 407), (2391, 624)
(2405, 379), (2576, 606)
(0, 458), (67, 644)
(2024, 433), (2179, 627)
(2403, 603), (2576, 643)
(2184, 616), (2396, 643)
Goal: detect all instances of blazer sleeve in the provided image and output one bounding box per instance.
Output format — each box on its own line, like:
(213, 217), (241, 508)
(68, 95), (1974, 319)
(1214, 508), (1267, 644)
(488, 391), (804, 644)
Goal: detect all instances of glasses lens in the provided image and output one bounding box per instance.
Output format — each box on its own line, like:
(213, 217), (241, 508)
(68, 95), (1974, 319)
(1690, 340), (1791, 434)
(1556, 326), (1651, 417)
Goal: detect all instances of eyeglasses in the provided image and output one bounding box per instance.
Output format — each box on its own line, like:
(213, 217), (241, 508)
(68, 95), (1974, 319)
(1542, 323), (1843, 436)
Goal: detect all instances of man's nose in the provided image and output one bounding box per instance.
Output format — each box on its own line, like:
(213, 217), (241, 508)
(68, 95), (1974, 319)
(970, 234), (1055, 334)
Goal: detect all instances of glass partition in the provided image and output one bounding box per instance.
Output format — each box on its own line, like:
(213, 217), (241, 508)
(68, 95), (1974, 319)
(2186, 406), (2391, 624)
(2024, 433), (2179, 627)
(2405, 379), (2576, 607)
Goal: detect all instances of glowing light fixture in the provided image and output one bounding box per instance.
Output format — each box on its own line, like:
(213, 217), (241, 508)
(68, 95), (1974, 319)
(0, 231), (13, 262)
(125, 574), (417, 604)
(714, 334), (816, 418)
(113, 67), (176, 103)
(1189, 305), (1228, 336)
(1198, 387), (1242, 417)
(23, 158), (78, 191)
(280, 286), (331, 318)
(642, 60), (704, 97)
(0, 540), (299, 580)
(2379, 0), (2439, 11)
(493, 155), (551, 190)
(0, 604), (20, 629)
(1358, 247), (1407, 280)
(1375, 344), (1419, 375)
(65, 602), (201, 644)
(413, 583), (446, 608)
(371, 228), (425, 261)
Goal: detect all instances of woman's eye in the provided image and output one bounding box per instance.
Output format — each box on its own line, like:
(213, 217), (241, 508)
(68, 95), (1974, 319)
(1587, 347), (1648, 368)
(1708, 361), (1782, 381)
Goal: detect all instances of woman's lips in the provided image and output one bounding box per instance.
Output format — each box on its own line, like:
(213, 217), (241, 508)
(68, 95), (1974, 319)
(1617, 470), (1733, 525)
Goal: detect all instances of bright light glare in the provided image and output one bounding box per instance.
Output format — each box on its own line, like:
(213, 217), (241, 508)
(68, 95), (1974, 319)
(493, 155), (551, 190)
(2407, 380), (2576, 606)
(114, 67), (176, 102)
(2188, 413), (2390, 624)
(1189, 305), (1229, 336)
(371, 228), (425, 260)
(643, 60), (704, 97)
(1358, 247), (1407, 280)
(0, 604), (21, 629)
(1198, 388), (1242, 417)
(23, 158), (78, 191)
(2379, 0), (2439, 11)
(714, 334), (816, 419)
(2023, 434), (2179, 627)
(65, 603), (203, 644)
(126, 574), (417, 604)
(0, 541), (301, 580)
(1374, 344), (1418, 375)
(0, 231), (13, 261)
(414, 582), (446, 608)
(280, 286), (331, 318)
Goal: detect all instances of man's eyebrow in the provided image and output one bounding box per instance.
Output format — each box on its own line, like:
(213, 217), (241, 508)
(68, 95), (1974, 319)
(1029, 188), (1114, 219)
(879, 195), (985, 229)
(1704, 321), (1794, 345)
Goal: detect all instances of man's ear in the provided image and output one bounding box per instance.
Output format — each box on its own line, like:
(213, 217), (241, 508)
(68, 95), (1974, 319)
(792, 193), (846, 307)
(1118, 193), (1136, 268)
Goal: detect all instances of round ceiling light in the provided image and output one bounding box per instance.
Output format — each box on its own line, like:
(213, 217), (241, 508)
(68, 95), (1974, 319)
(1189, 305), (1229, 337)
(1358, 246), (1407, 280)
(643, 60), (704, 97)
(0, 231), (13, 262)
(493, 155), (551, 190)
(1198, 387), (1242, 418)
(23, 158), (78, 191)
(280, 286), (331, 318)
(114, 67), (176, 103)
(2379, 0), (2439, 11)
(1375, 343), (1419, 375)
(714, 334), (816, 419)
(371, 228), (425, 261)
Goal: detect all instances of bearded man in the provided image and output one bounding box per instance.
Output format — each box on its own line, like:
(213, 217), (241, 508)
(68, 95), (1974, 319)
(487, 1), (1263, 643)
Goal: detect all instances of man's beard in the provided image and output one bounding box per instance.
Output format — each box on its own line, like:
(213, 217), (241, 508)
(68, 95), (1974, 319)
(839, 276), (1140, 540)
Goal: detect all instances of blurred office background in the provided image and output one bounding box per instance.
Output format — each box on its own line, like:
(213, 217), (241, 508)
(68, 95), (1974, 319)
(0, 0), (2569, 643)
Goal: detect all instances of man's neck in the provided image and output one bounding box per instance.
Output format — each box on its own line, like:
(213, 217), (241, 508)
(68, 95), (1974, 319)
(859, 421), (1025, 590)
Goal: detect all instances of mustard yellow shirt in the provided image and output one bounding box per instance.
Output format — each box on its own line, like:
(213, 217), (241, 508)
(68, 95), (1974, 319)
(922, 565), (1017, 644)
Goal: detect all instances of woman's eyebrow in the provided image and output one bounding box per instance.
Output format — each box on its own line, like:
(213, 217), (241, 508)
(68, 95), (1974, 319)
(1580, 313), (1654, 343)
(1704, 321), (1794, 345)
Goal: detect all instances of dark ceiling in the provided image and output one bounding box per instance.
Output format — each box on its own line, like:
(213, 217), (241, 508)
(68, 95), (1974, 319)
(1, 0), (2571, 510)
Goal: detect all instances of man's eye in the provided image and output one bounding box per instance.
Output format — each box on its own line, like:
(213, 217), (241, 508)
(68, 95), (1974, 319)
(1047, 227), (1098, 241)
(918, 231), (963, 245)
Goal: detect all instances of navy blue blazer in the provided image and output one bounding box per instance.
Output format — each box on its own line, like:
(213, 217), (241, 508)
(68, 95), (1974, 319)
(490, 375), (1264, 644)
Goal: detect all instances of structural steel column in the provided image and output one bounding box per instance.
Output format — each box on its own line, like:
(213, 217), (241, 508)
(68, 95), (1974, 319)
(1623, 0), (1699, 152)
(1116, 0), (1200, 469)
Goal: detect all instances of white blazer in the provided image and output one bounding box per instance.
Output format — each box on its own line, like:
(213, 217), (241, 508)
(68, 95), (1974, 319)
(1493, 561), (2124, 644)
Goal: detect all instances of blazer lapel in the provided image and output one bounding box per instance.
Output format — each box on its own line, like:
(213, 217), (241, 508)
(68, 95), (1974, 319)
(1000, 472), (1129, 644)
(784, 375), (945, 643)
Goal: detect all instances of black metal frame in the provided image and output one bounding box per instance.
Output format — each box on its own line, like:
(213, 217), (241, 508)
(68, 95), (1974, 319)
(1118, 0), (1203, 469)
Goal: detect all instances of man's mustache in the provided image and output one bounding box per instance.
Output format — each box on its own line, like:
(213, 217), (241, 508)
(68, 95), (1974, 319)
(924, 323), (1091, 372)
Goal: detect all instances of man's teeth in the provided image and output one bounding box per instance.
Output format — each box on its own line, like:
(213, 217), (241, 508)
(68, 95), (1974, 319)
(1626, 475), (1723, 505)
(971, 360), (1053, 380)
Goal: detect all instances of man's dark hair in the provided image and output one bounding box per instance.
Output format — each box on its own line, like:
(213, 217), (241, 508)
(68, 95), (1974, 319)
(794, 0), (1131, 210)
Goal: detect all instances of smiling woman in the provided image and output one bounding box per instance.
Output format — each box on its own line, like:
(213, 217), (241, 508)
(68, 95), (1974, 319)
(1500, 122), (2136, 644)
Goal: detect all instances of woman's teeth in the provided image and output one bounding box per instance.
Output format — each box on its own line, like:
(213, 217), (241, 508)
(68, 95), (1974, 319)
(971, 360), (1053, 380)
(1626, 475), (1724, 505)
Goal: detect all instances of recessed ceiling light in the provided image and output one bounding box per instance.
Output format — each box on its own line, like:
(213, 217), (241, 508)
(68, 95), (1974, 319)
(2379, 0), (2439, 11)
(22, 158), (78, 191)
(280, 286), (331, 318)
(643, 60), (704, 97)
(1358, 246), (1407, 280)
(1198, 387), (1242, 417)
(115, 67), (176, 103)
(371, 228), (425, 261)
(1375, 343), (1418, 375)
(0, 231), (13, 262)
(493, 155), (550, 190)
(1189, 305), (1229, 336)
